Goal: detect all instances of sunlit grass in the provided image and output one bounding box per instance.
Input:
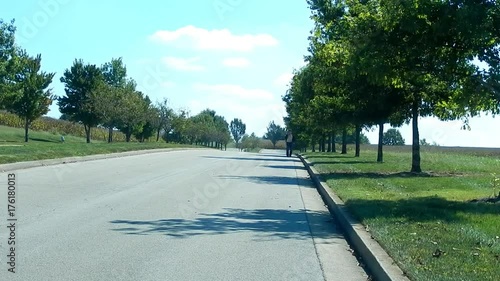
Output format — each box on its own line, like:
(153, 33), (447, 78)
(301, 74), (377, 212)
(304, 148), (500, 281)
(0, 125), (198, 164)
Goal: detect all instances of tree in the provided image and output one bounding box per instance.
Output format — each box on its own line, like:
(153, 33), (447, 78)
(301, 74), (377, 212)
(58, 59), (103, 143)
(133, 95), (156, 142)
(264, 121), (286, 149)
(89, 82), (120, 143)
(0, 19), (17, 109)
(241, 133), (260, 151)
(383, 129), (405, 146)
(155, 98), (174, 142)
(5, 51), (54, 142)
(116, 87), (147, 142)
(99, 57), (128, 142)
(230, 118), (246, 149)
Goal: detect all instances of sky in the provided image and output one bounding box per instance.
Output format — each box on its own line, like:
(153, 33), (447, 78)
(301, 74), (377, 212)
(1, 0), (499, 148)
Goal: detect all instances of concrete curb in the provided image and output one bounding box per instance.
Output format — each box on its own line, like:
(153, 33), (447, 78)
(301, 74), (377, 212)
(0, 147), (210, 172)
(298, 154), (411, 281)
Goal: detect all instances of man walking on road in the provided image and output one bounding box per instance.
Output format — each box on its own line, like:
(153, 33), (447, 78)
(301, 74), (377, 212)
(285, 130), (295, 157)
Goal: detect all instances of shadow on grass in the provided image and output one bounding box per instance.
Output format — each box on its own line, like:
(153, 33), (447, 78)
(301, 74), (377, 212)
(110, 208), (340, 240)
(311, 160), (378, 166)
(322, 171), (436, 180)
(218, 175), (314, 188)
(29, 137), (59, 143)
(345, 196), (500, 223)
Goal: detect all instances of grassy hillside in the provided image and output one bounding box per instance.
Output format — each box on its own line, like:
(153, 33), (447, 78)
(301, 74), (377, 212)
(0, 125), (196, 164)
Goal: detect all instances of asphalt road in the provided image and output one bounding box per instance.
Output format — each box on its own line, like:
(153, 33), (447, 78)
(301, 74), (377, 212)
(0, 149), (368, 281)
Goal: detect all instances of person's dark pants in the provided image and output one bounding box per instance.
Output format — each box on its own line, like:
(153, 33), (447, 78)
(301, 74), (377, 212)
(286, 142), (293, 157)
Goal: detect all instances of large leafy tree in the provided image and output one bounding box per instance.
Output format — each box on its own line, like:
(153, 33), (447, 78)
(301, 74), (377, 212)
(116, 86), (148, 142)
(155, 98), (174, 142)
(58, 59), (103, 143)
(230, 118), (246, 149)
(264, 121), (286, 149)
(99, 57), (128, 142)
(383, 128), (405, 146)
(5, 51), (55, 142)
(89, 81), (125, 142)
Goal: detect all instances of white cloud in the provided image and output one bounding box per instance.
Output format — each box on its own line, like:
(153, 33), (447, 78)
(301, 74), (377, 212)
(150, 25), (279, 52)
(222, 57), (251, 68)
(193, 83), (274, 101)
(162, 57), (204, 71)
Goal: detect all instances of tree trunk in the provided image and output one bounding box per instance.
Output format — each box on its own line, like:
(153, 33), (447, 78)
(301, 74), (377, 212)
(156, 128), (161, 142)
(332, 130), (336, 153)
(108, 127), (113, 143)
(84, 125), (91, 143)
(355, 124), (361, 157)
(411, 100), (422, 173)
(24, 118), (29, 142)
(341, 128), (347, 154)
(327, 134), (332, 152)
(125, 127), (132, 142)
(377, 122), (384, 163)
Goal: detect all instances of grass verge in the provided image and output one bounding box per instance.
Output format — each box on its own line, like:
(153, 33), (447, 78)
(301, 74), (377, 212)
(303, 148), (500, 281)
(0, 125), (199, 165)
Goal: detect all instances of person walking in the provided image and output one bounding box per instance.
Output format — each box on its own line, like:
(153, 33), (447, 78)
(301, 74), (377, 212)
(285, 130), (295, 157)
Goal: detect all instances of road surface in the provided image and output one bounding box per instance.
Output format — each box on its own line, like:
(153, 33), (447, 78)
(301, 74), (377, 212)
(0, 149), (368, 281)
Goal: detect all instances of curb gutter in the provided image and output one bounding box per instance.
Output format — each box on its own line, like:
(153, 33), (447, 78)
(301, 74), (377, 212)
(298, 154), (411, 281)
(0, 147), (209, 172)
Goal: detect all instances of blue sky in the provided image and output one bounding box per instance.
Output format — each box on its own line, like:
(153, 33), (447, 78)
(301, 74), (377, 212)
(2, 0), (499, 147)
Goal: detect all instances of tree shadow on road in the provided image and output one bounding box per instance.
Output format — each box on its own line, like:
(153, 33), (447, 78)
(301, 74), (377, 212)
(263, 165), (307, 170)
(110, 208), (341, 240)
(218, 175), (314, 188)
(201, 156), (301, 163)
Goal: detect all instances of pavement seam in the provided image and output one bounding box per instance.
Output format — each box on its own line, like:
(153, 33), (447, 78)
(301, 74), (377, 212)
(297, 153), (411, 281)
(294, 158), (329, 281)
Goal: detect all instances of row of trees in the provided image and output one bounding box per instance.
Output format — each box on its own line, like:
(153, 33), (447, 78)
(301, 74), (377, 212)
(283, 0), (499, 172)
(0, 18), (244, 146)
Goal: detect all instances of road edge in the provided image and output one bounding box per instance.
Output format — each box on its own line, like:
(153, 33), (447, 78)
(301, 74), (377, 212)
(0, 147), (210, 172)
(298, 153), (411, 281)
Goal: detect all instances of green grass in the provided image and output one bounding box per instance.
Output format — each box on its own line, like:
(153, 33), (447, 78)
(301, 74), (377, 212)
(303, 148), (500, 281)
(0, 125), (198, 164)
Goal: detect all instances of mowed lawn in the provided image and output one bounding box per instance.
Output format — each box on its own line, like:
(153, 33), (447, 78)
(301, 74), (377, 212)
(0, 125), (197, 165)
(303, 146), (500, 281)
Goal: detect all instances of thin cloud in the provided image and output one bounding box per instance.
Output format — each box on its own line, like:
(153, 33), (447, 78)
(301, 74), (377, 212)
(150, 25), (279, 52)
